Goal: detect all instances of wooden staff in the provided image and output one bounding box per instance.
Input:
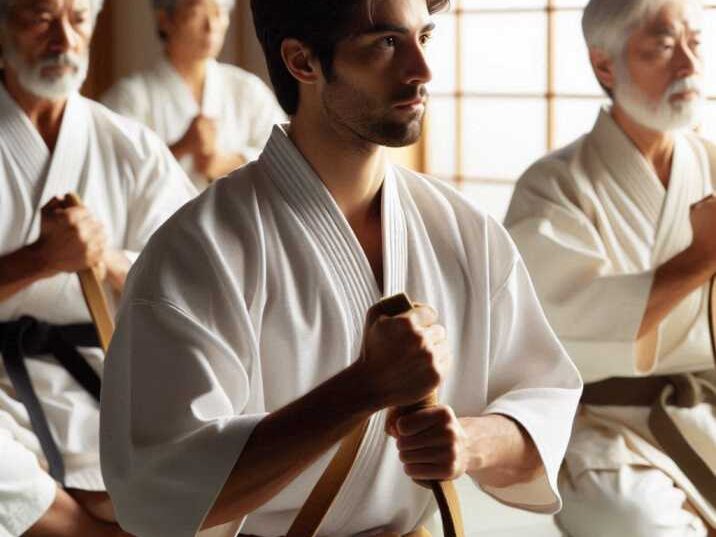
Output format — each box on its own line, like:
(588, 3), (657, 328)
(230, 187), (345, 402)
(63, 193), (115, 352)
(287, 293), (464, 537)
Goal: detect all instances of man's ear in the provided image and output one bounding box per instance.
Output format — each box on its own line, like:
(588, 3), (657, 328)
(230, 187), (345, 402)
(281, 38), (321, 84)
(589, 47), (617, 93)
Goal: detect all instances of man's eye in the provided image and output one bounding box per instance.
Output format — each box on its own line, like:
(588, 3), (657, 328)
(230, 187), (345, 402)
(658, 40), (675, 51)
(381, 36), (396, 47)
(419, 33), (433, 46)
(33, 12), (54, 24)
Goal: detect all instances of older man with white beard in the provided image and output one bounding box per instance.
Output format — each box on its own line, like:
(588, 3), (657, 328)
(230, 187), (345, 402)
(102, 0), (284, 191)
(505, 1), (716, 536)
(0, 0), (195, 536)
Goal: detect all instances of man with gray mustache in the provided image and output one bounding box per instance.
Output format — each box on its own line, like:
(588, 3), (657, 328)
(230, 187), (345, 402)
(505, 0), (716, 536)
(0, 0), (195, 536)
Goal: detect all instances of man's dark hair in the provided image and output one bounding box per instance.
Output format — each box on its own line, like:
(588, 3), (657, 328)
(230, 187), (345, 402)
(251, 0), (450, 115)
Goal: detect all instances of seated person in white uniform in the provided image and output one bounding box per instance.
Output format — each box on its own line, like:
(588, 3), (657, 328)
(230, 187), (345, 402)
(100, 1), (583, 536)
(102, 0), (285, 191)
(505, 1), (716, 535)
(0, 0), (195, 535)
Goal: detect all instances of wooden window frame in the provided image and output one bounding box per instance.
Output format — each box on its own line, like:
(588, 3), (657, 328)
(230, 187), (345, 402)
(425, 1), (716, 186)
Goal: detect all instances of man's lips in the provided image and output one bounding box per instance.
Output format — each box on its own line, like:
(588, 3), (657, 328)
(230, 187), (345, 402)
(41, 64), (75, 75)
(670, 89), (700, 101)
(393, 97), (425, 109)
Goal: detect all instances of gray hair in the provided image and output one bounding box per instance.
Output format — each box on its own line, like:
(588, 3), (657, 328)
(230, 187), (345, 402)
(0, 0), (105, 23)
(582, 0), (703, 58)
(152, 0), (235, 12)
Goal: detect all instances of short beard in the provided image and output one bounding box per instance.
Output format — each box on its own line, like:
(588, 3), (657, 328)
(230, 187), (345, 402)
(613, 60), (703, 133)
(2, 38), (88, 100)
(321, 73), (427, 148)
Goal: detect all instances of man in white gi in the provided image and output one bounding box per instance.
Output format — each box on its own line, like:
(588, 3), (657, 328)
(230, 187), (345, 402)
(505, 0), (716, 535)
(100, 1), (583, 536)
(102, 0), (285, 191)
(0, 0), (195, 535)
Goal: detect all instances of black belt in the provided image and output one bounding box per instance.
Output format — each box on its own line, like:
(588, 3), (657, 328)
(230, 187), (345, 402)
(0, 316), (101, 485)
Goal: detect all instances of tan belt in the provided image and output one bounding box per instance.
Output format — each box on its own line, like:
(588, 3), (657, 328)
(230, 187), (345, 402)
(581, 371), (716, 506)
(240, 526), (431, 537)
(239, 526), (432, 537)
(286, 294), (464, 537)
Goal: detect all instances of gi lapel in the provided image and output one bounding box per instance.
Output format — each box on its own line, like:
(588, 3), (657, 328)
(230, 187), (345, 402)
(587, 110), (665, 270)
(160, 56), (199, 115)
(156, 57), (200, 140)
(201, 60), (221, 119)
(259, 126), (410, 532)
(0, 85), (49, 196)
(0, 85), (51, 243)
(32, 93), (90, 241)
(651, 136), (703, 266)
(260, 125), (408, 336)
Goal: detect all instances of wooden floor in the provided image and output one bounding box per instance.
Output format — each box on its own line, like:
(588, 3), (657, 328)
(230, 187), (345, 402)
(426, 477), (565, 537)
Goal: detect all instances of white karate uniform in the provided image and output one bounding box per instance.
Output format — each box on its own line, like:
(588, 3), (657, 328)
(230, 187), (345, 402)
(0, 84), (195, 536)
(505, 108), (716, 537)
(102, 57), (285, 191)
(101, 125), (583, 537)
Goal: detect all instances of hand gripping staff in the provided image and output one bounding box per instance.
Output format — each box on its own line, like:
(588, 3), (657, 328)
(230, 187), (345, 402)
(64, 193), (115, 352)
(286, 293), (465, 537)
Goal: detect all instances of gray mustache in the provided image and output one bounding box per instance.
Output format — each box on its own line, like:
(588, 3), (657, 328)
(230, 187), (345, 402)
(37, 53), (82, 70)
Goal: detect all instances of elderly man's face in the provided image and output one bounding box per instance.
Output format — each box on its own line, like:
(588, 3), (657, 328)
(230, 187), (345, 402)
(2, 0), (93, 99)
(161, 0), (230, 61)
(619, 1), (702, 118)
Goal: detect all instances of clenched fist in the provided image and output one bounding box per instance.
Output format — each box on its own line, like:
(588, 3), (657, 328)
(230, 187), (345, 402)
(356, 302), (451, 411)
(35, 196), (107, 276)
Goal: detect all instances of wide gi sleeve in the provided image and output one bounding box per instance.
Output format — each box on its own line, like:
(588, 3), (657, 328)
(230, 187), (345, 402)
(504, 160), (657, 382)
(122, 126), (197, 254)
(479, 219), (582, 513)
(101, 204), (266, 537)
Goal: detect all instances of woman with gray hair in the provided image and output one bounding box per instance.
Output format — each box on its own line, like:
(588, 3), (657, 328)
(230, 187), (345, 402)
(102, 0), (284, 191)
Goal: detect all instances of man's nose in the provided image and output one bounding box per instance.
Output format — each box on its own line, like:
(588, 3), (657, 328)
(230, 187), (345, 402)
(404, 41), (433, 86)
(674, 38), (700, 79)
(47, 16), (78, 55)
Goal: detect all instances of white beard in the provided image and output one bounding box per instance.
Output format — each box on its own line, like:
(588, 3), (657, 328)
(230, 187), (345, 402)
(613, 68), (703, 133)
(2, 39), (88, 101)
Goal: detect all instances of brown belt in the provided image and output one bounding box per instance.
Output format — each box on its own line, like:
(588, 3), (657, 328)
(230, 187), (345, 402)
(285, 294), (464, 537)
(240, 526), (431, 537)
(581, 371), (716, 506)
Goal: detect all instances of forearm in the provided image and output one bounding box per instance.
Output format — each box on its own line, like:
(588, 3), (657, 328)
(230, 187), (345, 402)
(460, 414), (543, 489)
(0, 243), (56, 302)
(639, 245), (715, 338)
(26, 486), (129, 537)
(104, 250), (131, 294)
(204, 361), (377, 528)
